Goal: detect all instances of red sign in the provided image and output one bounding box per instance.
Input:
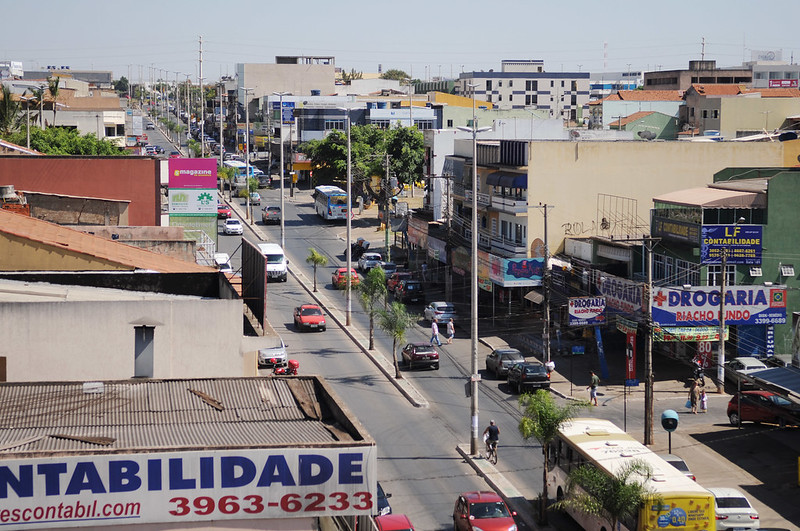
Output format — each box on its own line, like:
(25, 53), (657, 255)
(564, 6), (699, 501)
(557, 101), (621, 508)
(769, 79), (798, 88)
(695, 341), (713, 369)
(625, 332), (637, 380)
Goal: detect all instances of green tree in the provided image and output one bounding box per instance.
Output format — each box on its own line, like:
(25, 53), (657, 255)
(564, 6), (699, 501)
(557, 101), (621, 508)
(386, 125), (424, 188)
(47, 76), (61, 127)
(0, 85), (24, 136)
(218, 164), (235, 194)
(551, 460), (660, 531)
(518, 390), (587, 525)
(377, 301), (416, 378)
(380, 69), (410, 81)
(358, 267), (388, 349)
(306, 248), (328, 292)
(5, 127), (127, 155)
(341, 69), (363, 84)
(114, 76), (129, 94)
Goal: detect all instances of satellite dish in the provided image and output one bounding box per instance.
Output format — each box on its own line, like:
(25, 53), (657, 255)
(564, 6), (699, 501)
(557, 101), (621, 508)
(638, 131), (656, 141)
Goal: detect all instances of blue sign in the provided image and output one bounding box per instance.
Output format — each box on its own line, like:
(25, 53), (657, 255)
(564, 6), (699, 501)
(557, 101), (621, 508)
(700, 225), (762, 265)
(651, 286), (787, 326)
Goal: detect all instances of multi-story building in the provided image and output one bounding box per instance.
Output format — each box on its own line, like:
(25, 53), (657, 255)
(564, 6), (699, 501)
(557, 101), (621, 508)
(643, 60), (752, 92)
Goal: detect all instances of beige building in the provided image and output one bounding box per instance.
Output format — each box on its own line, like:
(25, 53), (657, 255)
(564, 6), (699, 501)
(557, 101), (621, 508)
(236, 57), (337, 105)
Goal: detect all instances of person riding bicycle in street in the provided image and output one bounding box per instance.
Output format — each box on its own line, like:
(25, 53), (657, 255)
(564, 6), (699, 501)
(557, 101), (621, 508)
(483, 420), (499, 455)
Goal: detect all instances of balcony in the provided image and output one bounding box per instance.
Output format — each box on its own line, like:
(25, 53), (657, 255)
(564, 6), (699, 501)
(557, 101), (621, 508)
(491, 236), (527, 258)
(477, 192), (491, 207)
(491, 195), (527, 214)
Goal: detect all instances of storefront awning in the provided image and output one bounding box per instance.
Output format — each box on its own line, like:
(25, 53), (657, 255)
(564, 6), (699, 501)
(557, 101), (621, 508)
(653, 187), (765, 208)
(486, 171), (527, 189)
(524, 289), (544, 304)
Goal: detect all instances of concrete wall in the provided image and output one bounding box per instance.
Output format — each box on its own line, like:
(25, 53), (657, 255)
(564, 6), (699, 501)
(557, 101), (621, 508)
(528, 141), (787, 253)
(1, 235), (132, 271)
(0, 156), (160, 225)
(0, 297), (244, 382)
(719, 97), (800, 137)
(237, 63), (337, 102)
(26, 192), (130, 225)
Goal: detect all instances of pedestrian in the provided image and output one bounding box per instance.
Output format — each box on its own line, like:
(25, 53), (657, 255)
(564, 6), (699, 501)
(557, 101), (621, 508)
(586, 370), (599, 406)
(430, 318), (442, 347)
(699, 388), (708, 413)
(689, 379), (701, 414)
(446, 318), (455, 344)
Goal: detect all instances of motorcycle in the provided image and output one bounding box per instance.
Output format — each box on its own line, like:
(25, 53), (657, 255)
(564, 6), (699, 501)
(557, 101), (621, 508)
(273, 359), (299, 376)
(691, 358), (705, 387)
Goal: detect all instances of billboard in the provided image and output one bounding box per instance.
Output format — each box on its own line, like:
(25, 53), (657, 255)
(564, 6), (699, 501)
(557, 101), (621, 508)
(0, 447), (377, 528)
(651, 286), (786, 326)
(700, 225), (762, 265)
(487, 255), (544, 287)
(597, 274), (643, 314)
(568, 296), (606, 326)
(168, 158), (217, 189)
(168, 189), (217, 215)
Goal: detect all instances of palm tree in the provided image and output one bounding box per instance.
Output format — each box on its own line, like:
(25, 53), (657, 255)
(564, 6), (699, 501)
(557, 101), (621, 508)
(0, 85), (23, 136)
(551, 459), (660, 531)
(30, 86), (45, 129)
(305, 248), (328, 292)
(358, 267), (387, 349)
(518, 390), (587, 525)
(47, 76), (60, 127)
(377, 301), (416, 378)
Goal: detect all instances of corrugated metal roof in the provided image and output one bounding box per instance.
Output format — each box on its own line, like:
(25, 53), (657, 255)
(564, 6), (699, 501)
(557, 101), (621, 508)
(0, 378), (369, 457)
(653, 187), (766, 208)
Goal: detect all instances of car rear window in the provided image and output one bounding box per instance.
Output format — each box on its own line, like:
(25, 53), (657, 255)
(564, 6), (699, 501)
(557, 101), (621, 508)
(415, 346), (437, 355)
(440, 304), (455, 312)
(405, 283), (420, 290)
(715, 496), (751, 509)
(524, 365), (547, 375)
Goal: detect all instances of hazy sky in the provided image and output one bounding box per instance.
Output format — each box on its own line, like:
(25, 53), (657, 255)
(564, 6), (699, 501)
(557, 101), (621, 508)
(3, 0), (798, 81)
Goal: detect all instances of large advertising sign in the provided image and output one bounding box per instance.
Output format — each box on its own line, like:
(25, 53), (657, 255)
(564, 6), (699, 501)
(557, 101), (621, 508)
(700, 225), (762, 265)
(0, 447), (377, 528)
(168, 189), (217, 215)
(651, 286), (787, 326)
(568, 296), (606, 326)
(488, 255), (544, 287)
(168, 158), (217, 189)
(597, 274), (643, 314)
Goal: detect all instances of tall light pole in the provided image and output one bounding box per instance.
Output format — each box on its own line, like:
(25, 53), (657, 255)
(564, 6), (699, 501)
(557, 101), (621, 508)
(243, 88), (254, 221)
(174, 72), (181, 145)
(338, 108), (354, 326)
(218, 81), (224, 167)
(458, 83), (491, 456)
(273, 91), (291, 249)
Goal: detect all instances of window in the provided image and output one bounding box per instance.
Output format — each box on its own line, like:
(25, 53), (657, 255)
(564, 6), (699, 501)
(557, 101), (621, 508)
(498, 94), (502, 101)
(525, 95), (531, 105)
(134, 326), (155, 378)
(501, 220), (510, 239)
(561, 80), (565, 87)
(498, 81), (503, 88)
(116, 124), (125, 136)
(653, 254), (675, 285)
(707, 264), (735, 287)
(486, 80), (492, 91)
(447, 119), (453, 127)
(526, 80), (538, 91)
(712, 110), (719, 119)
(509, 80), (513, 87)
(702, 110), (708, 119)
(676, 259), (701, 286)
(491, 218), (497, 236)
(514, 223), (523, 244)
(550, 80), (554, 88)
(325, 119), (345, 131)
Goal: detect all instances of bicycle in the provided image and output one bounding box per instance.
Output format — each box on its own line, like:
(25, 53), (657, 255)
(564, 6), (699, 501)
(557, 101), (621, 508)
(485, 440), (498, 465)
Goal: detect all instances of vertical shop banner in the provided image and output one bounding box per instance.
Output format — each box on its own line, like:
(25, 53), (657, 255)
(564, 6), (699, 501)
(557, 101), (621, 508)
(696, 341), (714, 369)
(625, 332), (637, 382)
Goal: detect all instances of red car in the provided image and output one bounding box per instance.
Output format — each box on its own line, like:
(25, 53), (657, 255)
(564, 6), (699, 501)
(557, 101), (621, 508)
(332, 267), (360, 289)
(217, 205), (232, 219)
(293, 304), (326, 332)
(375, 514), (415, 531)
(401, 342), (439, 370)
(453, 491), (517, 531)
(387, 272), (413, 293)
(727, 390), (800, 426)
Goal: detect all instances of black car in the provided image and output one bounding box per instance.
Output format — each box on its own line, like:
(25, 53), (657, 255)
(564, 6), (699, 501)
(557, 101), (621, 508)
(506, 362), (550, 394)
(376, 482), (392, 516)
(395, 280), (424, 303)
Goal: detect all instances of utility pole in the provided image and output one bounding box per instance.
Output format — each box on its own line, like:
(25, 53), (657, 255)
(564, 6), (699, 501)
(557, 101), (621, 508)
(533, 204), (554, 363)
(716, 250), (727, 393)
(385, 152), (391, 263)
(199, 35), (204, 158)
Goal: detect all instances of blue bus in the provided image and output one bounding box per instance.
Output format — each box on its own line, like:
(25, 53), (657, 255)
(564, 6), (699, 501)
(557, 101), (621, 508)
(313, 185), (348, 220)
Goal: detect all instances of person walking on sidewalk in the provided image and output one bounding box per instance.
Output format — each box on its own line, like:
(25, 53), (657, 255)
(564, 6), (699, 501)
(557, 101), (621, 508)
(446, 318), (455, 344)
(699, 388), (708, 413)
(430, 319), (442, 346)
(587, 370), (600, 406)
(689, 379), (701, 414)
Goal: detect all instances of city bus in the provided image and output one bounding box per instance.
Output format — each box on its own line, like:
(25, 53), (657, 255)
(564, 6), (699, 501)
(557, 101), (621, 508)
(313, 185), (348, 220)
(549, 418), (715, 531)
(222, 160), (263, 189)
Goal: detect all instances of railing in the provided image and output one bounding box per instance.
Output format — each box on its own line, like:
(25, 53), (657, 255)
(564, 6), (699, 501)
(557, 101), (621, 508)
(491, 236), (527, 257)
(477, 192), (491, 207)
(491, 195), (527, 213)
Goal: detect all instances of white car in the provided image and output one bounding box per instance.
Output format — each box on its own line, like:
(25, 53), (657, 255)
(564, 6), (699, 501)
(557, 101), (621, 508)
(357, 252), (383, 272)
(707, 487), (759, 529)
(423, 301), (457, 323)
(223, 218), (243, 235)
(724, 356), (768, 387)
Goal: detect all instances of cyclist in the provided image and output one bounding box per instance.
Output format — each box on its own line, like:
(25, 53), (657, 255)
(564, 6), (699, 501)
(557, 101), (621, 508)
(483, 420), (499, 457)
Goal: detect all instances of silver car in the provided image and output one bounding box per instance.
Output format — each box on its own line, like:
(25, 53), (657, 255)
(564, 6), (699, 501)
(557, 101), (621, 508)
(423, 301), (457, 323)
(358, 252), (383, 272)
(257, 335), (288, 368)
(485, 348), (525, 378)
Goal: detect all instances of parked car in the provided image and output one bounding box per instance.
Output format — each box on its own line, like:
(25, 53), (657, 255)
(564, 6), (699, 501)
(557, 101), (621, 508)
(217, 205), (232, 219)
(249, 192), (261, 205)
(724, 356), (768, 388)
(223, 218), (243, 235)
(376, 482), (392, 516)
(657, 454), (696, 481)
(145, 122), (155, 130)
(453, 491), (517, 531)
(707, 487), (759, 530)
(395, 279), (423, 303)
(358, 252), (383, 272)
(506, 361), (550, 394)
(293, 304), (326, 332)
(380, 262), (398, 278)
(401, 342), (439, 370)
(332, 267), (360, 289)
(261, 205), (281, 224)
(257, 335), (287, 369)
(169, 151), (181, 158)
(375, 514), (415, 531)
(387, 272), (413, 292)
(485, 348), (525, 379)
(423, 301), (457, 323)
(727, 390), (800, 427)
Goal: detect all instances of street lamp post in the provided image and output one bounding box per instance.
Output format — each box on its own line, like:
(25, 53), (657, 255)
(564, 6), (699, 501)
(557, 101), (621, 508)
(338, 107), (354, 326)
(273, 91), (291, 249)
(243, 88), (254, 221)
(458, 84), (491, 456)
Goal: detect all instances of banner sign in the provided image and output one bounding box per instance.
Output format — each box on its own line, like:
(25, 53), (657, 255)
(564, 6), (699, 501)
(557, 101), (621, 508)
(625, 331), (637, 381)
(651, 286), (786, 326)
(652, 216), (700, 244)
(488, 255), (543, 287)
(0, 447), (377, 528)
(653, 326), (729, 342)
(569, 297), (606, 326)
(616, 317), (638, 335)
(695, 341), (714, 369)
(168, 158), (217, 189)
(597, 274), (644, 314)
(168, 189), (217, 215)
(700, 225), (762, 265)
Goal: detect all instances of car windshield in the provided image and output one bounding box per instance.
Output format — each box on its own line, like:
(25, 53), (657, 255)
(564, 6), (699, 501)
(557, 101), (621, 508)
(266, 254), (284, 264)
(470, 502), (510, 519)
(301, 308), (322, 316)
(405, 283), (420, 291)
(715, 497), (751, 509)
(666, 459), (689, 472)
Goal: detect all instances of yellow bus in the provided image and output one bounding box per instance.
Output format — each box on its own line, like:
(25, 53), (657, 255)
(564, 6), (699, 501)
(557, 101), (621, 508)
(549, 418), (715, 531)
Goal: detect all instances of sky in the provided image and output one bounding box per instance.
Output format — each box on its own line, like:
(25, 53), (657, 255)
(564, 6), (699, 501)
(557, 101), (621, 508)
(2, 0), (799, 82)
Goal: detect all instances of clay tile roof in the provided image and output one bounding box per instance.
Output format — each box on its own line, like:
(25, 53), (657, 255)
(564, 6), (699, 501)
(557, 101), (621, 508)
(0, 209), (213, 273)
(691, 84), (746, 96)
(617, 90), (683, 101)
(742, 87), (800, 98)
(611, 111), (656, 127)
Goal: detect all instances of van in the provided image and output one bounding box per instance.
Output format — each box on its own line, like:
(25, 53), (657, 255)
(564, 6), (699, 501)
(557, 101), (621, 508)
(214, 252), (233, 273)
(257, 243), (289, 282)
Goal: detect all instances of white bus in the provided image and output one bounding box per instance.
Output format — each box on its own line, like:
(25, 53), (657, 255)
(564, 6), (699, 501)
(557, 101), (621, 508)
(549, 418), (715, 531)
(313, 185), (348, 220)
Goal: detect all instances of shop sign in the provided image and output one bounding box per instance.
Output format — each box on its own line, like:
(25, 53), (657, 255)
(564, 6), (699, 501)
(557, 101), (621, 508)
(568, 296), (606, 326)
(653, 326), (729, 342)
(651, 286), (786, 326)
(700, 225), (762, 265)
(597, 274), (643, 314)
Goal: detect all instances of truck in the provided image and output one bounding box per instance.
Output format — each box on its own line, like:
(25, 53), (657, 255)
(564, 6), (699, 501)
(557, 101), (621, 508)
(257, 243), (289, 282)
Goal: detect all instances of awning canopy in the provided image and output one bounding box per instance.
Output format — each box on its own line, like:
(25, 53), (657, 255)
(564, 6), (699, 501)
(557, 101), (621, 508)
(524, 289), (544, 304)
(653, 187), (766, 208)
(486, 171), (527, 189)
